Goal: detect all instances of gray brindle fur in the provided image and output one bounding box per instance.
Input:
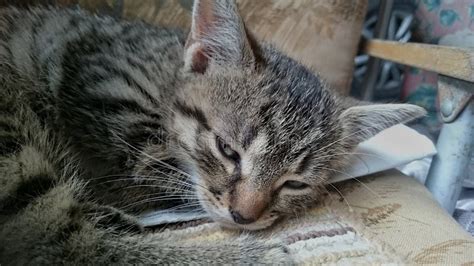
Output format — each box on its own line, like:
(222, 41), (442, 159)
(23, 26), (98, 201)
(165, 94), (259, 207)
(0, 0), (425, 264)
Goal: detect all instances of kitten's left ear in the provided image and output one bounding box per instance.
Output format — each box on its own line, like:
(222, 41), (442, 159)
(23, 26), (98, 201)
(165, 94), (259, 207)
(184, 0), (256, 73)
(339, 103), (427, 146)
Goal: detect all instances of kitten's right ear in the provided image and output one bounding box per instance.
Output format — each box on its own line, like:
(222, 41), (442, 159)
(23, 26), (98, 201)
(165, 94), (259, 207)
(184, 0), (255, 73)
(339, 103), (426, 146)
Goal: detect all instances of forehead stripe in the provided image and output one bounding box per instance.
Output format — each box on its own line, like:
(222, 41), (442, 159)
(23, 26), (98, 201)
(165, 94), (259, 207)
(242, 126), (258, 150)
(175, 101), (210, 130)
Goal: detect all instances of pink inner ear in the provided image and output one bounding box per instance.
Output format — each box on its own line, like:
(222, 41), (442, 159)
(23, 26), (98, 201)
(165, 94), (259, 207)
(191, 46), (209, 74)
(185, 0), (255, 73)
(184, 0), (217, 74)
(193, 0), (217, 39)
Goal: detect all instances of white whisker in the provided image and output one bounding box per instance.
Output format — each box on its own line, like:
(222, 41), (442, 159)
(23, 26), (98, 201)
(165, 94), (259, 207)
(316, 166), (381, 200)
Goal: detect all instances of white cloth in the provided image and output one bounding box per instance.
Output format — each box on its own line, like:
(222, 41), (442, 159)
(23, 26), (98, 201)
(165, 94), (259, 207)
(331, 124), (437, 183)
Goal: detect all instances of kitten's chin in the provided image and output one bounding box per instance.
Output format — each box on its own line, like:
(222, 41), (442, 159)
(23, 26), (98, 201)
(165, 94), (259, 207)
(217, 220), (276, 231)
(200, 203), (275, 231)
(209, 212), (278, 231)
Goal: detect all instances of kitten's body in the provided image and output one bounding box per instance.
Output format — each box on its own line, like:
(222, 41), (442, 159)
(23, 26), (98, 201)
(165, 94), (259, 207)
(0, 7), (188, 208)
(0, 1), (425, 264)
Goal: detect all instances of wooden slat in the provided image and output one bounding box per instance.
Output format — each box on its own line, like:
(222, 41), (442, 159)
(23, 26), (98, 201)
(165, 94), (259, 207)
(364, 39), (474, 82)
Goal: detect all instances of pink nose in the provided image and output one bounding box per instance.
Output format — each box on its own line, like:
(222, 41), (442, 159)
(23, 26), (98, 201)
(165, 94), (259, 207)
(230, 181), (269, 224)
(230, 210), (255, 224)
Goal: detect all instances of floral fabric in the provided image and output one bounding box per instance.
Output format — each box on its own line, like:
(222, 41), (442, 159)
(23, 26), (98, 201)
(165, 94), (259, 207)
(403, 0), (474, 134)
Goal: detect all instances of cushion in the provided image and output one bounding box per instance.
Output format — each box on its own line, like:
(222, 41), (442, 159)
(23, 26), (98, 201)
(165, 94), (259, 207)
(149, 170), (474, 264)
(329, 170), (474, 264)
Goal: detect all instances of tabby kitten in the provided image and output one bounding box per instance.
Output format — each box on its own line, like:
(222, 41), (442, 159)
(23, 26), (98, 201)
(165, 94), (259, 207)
(0, 0), (425, 264)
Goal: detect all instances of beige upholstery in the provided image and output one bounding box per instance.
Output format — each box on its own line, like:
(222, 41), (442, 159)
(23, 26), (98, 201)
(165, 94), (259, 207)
(151, 171), (474, 264)
(330, 170), (474, 264)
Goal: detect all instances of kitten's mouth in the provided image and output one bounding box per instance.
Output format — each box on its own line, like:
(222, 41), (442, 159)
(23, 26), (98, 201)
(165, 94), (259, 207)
(195, 184), (278, 230)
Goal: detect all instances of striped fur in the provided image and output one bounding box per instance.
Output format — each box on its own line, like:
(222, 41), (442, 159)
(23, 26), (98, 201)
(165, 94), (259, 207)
(0, 1), (425, 263)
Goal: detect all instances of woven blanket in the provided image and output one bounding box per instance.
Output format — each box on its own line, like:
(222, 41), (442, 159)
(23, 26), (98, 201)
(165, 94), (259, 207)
(143, 171), (474, 264)
(146, 204), (402, 264)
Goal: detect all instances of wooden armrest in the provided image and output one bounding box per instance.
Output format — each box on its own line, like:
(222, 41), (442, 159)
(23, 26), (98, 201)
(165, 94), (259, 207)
(364, 39), (474, 82)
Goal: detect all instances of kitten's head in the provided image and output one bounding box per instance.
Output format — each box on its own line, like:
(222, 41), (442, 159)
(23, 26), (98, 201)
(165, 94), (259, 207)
(170, 0), (425, 230)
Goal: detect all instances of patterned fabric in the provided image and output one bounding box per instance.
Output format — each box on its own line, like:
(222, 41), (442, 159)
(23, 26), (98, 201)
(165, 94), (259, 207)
(415, 0), (474, 44)
(403, 0), (474, 134)
(330, 170), (474, 264)
(150, 170), (474, 264)
(150, 212), (403, 264)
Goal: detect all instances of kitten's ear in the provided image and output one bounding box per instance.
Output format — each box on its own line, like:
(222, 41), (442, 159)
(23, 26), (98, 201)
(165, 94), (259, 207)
(184, 0), (255, 73)
(339, 103), (426, 145)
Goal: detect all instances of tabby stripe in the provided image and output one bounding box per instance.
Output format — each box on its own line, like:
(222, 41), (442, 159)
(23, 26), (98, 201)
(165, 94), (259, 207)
(82, 57), (159, 107)
(124, 121), (165, 147)
(125, 56), (154, 82)
(242, 125), (259, 150)
(0, 120), (20, 154)
(174, 101), (210, 130)
(61, 30), (159, 107)
(0, 174), (56, 214)
(0, 136), (21, 156)
(31, 13), (45, 80)
(129, 120), (164, 135)
(258, 101), (277, 138)
(194, 149), (226, 175)
(128, 120), (164, 131)
(124, 130), (154, 148)
(78, 97), (162, 121)
(55, 221), (82, 243)
(0, 121), (16, 132)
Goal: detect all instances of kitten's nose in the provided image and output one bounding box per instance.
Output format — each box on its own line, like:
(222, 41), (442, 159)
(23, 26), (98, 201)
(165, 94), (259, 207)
(230, 210), (255, 224)
(230, 181), (269, 225)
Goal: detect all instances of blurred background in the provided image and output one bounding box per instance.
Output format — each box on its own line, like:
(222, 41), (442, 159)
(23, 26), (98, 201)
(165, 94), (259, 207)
(354, 0), (474, 236)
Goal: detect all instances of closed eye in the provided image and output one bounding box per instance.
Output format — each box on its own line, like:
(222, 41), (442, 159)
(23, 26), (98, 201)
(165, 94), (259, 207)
(282, 180), (310, 190)
(216, 135), (240, 163)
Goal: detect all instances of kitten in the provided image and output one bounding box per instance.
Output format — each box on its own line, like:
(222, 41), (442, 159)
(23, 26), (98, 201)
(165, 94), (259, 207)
(0, 0), (425, 263)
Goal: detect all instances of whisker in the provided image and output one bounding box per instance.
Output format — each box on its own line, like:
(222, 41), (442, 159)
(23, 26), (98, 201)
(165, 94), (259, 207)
(325, 182), (353, 212)
(316, 166), (381, 200)
(95, 177), (196, 191)
(123, 197), (197, 210)
(312, 130), (359, 156)
(119, 184), (193, 192)
(160, 202), (206, 212)
(115, 134), (191, 178)
(314, 151), (390, 163)
(311, 174), (353, 211)
(312, 126), (392, 161)
(134, 156), (213, 193)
